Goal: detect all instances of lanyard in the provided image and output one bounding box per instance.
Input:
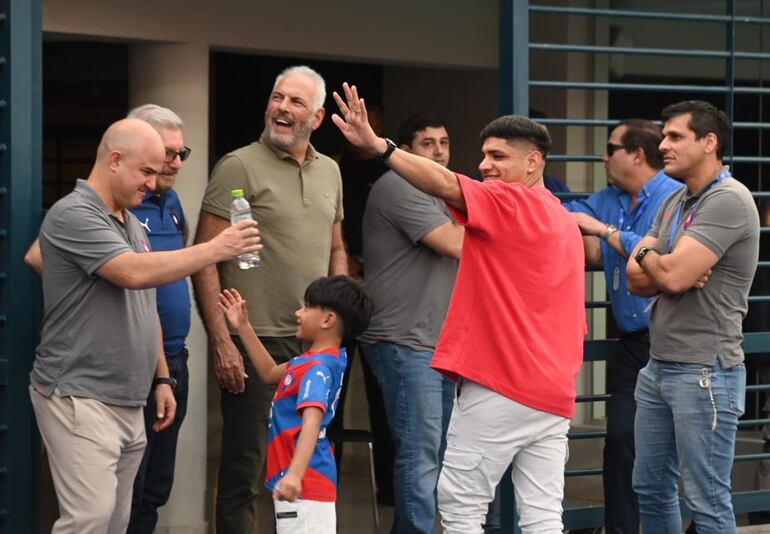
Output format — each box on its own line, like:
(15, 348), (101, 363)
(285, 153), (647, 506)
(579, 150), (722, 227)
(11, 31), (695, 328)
(667, 170), (731, 252)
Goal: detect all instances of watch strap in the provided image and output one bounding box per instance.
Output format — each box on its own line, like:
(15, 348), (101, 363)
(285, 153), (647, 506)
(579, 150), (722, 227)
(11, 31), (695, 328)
(152, 377), (177, 391)
(375, 138), (397, 162)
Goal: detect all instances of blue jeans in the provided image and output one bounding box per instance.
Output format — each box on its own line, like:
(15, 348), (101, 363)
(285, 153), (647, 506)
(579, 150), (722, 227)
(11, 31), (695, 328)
(361, 342), (454, 534)
(127, 348), (189, 534)
(633, 358), (746, 534)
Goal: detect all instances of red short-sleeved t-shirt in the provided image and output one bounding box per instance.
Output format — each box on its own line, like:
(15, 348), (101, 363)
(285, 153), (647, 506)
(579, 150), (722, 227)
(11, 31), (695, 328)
(430, 174), (586, 419)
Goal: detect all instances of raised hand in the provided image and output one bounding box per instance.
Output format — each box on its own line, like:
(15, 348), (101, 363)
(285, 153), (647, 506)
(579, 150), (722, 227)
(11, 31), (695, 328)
(331, 82), (384, 152)
(218, 288), (249, 330)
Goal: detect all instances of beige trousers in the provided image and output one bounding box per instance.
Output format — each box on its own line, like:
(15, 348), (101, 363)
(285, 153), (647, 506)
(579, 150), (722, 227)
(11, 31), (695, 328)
(30, 387), (146, 534)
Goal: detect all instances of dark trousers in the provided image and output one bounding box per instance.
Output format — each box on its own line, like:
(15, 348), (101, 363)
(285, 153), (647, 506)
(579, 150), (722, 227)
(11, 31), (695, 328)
(127, 348), (189, 534)
(215, 336), (298, 534)
(603, 332), (650, 534)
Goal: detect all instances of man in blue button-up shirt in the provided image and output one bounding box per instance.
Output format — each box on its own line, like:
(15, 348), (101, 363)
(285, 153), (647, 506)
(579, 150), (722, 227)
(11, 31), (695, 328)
(564, 119), (682, 534)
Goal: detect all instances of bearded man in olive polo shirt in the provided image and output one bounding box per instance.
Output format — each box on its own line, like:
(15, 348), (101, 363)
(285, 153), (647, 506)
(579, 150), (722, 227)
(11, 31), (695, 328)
(192, 65), (347, 534)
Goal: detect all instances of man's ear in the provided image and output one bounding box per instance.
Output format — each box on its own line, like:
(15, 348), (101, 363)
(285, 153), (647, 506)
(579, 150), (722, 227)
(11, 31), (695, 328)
(399, 144), (411, 153)
(311, 107), (326, 131)
(527, 150), (544, 173)
(107, 150), (124, 173)
(703, 132), (719, 156)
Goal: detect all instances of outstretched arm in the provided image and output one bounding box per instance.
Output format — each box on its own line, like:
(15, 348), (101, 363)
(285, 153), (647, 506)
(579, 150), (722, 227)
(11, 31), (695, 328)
(331, 83), (466, 213)
(219, 288), (287, 385)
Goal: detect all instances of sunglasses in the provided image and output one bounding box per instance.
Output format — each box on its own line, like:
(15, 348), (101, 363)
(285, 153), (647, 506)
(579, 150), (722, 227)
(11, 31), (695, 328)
(606, 143), (627, 157)
(165, 146), (192, 162)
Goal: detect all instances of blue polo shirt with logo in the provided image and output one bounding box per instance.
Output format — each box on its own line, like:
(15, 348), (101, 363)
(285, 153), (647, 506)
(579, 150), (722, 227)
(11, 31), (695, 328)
(130, 189), (191, 356)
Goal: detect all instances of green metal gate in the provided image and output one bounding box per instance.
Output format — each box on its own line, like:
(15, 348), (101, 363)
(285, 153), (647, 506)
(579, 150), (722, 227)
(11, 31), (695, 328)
(500, 0), (770, 531)
(0, 0), (42, 532)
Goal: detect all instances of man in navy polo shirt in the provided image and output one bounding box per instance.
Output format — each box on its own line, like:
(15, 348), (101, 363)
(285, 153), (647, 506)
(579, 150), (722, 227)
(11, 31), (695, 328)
(126, 104), (192, 534)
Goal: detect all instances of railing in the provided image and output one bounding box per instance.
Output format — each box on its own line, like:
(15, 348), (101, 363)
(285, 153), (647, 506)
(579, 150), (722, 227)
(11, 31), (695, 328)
(499, 1), (770, 531)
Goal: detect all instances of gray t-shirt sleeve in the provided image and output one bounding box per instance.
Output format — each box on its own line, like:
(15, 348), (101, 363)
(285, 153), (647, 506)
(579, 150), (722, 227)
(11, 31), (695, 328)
(684, 188), (752, 258)
(380, 178), (452, 243)
(42, 203), (133, 275)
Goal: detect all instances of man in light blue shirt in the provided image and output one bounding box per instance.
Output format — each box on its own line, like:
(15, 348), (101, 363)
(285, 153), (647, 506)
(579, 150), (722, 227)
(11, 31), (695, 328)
(564, 119), (682, 534)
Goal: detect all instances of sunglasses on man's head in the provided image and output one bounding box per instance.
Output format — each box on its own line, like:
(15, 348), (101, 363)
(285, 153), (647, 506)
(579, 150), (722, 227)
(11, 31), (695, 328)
(606, 143), (626, 157)
(165, 146), (192, 162)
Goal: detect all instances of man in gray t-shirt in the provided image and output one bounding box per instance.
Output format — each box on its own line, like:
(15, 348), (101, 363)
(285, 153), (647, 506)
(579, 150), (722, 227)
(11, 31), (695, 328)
(26, 118), (260, 534)
(359, 114), (462, 534)
(627, 101), (759, 532)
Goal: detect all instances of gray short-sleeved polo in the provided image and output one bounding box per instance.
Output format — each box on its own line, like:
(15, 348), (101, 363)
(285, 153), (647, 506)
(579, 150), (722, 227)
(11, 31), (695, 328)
(31, 179), (158, 406)
(647, 175), (759, 367)
(359, 170), (458, 350)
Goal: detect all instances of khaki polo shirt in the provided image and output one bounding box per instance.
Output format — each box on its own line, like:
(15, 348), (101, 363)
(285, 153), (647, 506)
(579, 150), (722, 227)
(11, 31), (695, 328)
(201, 134), (343, 336)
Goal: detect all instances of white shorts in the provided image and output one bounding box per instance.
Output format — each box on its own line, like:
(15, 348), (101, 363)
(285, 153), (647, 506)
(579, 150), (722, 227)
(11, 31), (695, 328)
(274, 498), (336, 534)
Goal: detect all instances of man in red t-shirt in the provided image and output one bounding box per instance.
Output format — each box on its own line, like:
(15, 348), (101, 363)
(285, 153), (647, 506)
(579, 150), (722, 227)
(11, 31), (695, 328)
(332, 83), (585, 534)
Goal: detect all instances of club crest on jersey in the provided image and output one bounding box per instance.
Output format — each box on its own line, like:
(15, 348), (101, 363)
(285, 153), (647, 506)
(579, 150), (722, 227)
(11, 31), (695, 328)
(281, 371), (295, 391)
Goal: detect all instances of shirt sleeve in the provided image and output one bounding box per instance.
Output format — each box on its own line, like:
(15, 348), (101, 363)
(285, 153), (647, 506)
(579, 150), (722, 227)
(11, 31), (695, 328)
(562, 196), (600, 218)
(619, 230), (645, 256)
(201, 154), (250, 220)
(296, 363), (333, 414)
(332, 161), (344, 224)
(683, 188), (754, 258)
(381, 178), (453, 243)
(647, 201), (665, 239)
(41, 203), (133, 275)
(448, 174), (516, 237)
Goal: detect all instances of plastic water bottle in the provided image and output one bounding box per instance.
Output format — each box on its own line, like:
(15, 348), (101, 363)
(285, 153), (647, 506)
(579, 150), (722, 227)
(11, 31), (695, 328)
(230, 189), (261, 269)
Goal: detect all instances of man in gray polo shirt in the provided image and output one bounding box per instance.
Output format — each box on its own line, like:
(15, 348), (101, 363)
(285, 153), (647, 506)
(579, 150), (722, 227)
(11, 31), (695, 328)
(360, 114), (462, 533)
(628, 100), (759, 533)
(28, 118), (260, 534)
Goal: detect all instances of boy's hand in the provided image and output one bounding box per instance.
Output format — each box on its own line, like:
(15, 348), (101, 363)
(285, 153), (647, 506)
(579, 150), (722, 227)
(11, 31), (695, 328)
(218, 288), (250, 330)
(273, 472), (302, 502)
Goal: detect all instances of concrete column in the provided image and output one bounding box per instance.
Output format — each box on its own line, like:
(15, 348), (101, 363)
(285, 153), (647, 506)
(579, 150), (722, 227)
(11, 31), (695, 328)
(129, 42), (210, 534)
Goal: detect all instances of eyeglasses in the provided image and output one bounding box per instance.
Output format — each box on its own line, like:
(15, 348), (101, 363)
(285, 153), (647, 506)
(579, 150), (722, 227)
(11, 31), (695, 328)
(165, 146), (192, 162)
(606, 143), (627, 157)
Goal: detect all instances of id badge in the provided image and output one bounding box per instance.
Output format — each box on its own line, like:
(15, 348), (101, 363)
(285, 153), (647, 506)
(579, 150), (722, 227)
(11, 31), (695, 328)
(612, 266), (620, 291)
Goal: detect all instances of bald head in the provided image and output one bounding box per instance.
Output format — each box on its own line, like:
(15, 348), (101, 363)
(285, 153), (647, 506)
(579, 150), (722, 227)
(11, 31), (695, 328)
(97, 118), (165, 164)
(89, 118), (166, 212)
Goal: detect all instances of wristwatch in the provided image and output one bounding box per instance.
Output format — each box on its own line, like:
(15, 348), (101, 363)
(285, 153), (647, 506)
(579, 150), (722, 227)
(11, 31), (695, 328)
(635, 246), (655, 265)
(375, 138), (397, 162)
(152, 377), (177, 391)
(602, 224), (618, 241)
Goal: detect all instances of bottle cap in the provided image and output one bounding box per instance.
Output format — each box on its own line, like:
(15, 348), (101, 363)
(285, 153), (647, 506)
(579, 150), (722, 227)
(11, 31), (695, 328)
(231, 189), (244, 198)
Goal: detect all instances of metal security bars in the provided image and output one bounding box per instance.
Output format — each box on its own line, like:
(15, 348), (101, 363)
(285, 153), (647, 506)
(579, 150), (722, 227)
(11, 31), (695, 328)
(500, 1), (770, 532)
(0, 0), (42, 532)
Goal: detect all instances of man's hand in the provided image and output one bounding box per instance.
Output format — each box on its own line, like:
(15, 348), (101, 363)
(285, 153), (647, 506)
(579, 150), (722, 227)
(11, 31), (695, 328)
(213, 337), (247, 394)
(152, 384), (177, 432)
(331, 83), (385, 154)
(209, 220), (262, 263)
(273, 472), (302, 502)
(572, 212), (607, 237)
(219, 289), (250, 331)
(694, 268), (712, 289)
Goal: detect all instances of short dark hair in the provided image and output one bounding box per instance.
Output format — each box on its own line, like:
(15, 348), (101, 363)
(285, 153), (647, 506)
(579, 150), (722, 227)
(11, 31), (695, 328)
(303, 275), (374, 340)
(660, 100), (732, 160)
(617, 119), (664, 169)
(479, 115), (552, 157)
(397, 114), (449, 147)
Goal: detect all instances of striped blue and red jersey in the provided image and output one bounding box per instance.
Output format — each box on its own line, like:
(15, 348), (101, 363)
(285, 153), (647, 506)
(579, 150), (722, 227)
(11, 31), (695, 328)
(265, 347), (347, 502)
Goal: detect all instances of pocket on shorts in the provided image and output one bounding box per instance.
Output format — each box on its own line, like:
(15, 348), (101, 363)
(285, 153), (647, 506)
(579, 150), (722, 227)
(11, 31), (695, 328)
(274, 500), (301, 534)
(442, 447), (483, 471)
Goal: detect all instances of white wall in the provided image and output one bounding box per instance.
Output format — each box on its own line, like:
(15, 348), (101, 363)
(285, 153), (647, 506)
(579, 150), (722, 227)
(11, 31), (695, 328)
(44, 0), (499, 69)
